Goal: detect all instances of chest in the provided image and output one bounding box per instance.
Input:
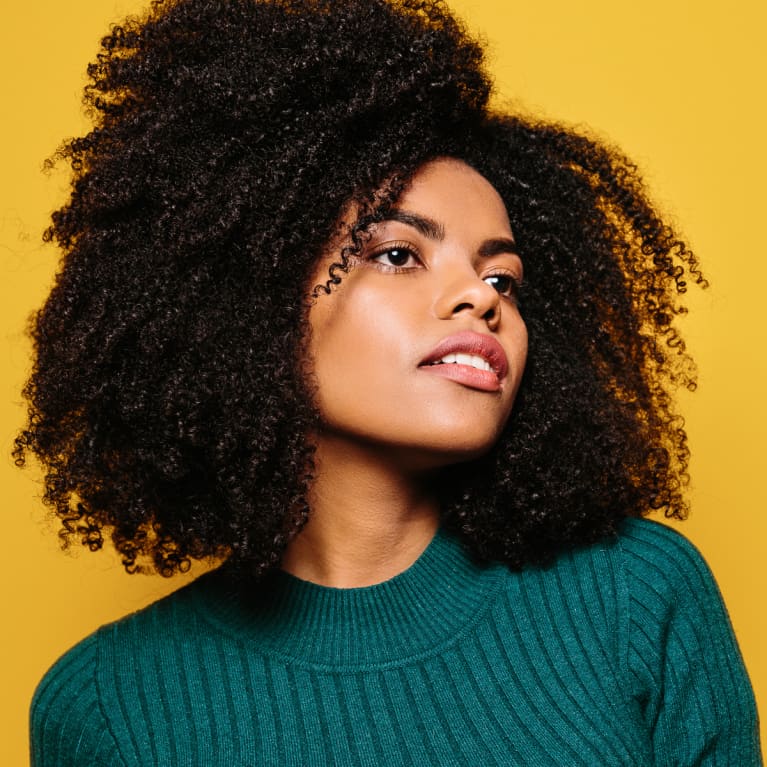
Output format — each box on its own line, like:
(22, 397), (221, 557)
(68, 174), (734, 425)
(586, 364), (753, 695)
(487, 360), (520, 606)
(104, 633), (652, 766)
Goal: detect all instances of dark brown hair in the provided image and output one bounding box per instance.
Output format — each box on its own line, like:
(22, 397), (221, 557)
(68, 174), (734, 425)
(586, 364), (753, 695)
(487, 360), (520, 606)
(15, 0), (703, 575)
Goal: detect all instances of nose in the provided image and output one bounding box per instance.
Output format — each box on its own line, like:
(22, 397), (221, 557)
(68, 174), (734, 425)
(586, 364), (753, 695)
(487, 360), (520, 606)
(433, 263), (501, 330)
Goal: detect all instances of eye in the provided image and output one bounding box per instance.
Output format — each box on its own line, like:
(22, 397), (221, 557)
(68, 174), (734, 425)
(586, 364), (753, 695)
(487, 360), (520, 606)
(369, 243), (421, 270)
(483, 272), (522, 299)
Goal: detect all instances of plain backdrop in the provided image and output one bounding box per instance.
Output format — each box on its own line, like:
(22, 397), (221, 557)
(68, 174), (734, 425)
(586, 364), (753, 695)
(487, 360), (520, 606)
(2, 0), (764, 763)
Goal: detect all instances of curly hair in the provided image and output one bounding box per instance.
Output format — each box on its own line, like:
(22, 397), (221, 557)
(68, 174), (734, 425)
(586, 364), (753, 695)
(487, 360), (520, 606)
(15, 0), (704, 576)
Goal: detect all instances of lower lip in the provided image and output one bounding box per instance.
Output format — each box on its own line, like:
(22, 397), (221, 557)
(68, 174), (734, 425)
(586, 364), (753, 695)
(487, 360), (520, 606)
(418, 363), (502, 392)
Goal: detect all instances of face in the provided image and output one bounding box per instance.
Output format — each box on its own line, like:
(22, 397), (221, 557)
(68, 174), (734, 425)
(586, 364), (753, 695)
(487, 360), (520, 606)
(306, 158), (528, 471)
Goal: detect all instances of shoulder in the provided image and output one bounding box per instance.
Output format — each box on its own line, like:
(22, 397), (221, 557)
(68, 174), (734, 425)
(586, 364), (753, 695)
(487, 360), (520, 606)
(614, 520), (759, 754)
(610, 521), (760, 761)
(510, 516), (710, 613)
(30, 570), (220, 766)
(31, 633), (122, 766)
(551, 516), (724, 613)
(501, 517), (738, 675)
(606, 514), (736, 636)
(608, 517), (733, 642)
(573, 516), (734, 649)
(613, 515), (718, 584)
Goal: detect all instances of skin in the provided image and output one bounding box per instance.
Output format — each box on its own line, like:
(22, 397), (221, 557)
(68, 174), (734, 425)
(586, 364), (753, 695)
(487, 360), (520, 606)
(281, 159), (528, 587)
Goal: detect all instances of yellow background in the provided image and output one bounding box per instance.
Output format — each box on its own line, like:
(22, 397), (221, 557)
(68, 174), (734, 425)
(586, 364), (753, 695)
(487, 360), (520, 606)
(1, 0), (764, 763)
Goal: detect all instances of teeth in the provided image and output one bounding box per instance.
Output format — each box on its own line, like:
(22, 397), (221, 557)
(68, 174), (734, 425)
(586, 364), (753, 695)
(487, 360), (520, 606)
(433, 353), (492, 372)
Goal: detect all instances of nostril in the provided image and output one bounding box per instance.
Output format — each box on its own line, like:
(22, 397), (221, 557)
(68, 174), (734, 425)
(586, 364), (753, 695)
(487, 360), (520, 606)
(453, 302), (474, 314)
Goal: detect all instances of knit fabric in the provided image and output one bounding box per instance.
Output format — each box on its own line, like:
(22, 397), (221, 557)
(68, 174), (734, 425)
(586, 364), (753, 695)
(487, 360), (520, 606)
(31, 518), (761, 766)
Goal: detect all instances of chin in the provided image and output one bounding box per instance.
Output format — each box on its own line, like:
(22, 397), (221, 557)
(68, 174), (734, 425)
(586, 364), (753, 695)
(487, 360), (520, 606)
(427, 419), (506, 457)
(396, 434), (501, 473)
(442, 442), (497, 466)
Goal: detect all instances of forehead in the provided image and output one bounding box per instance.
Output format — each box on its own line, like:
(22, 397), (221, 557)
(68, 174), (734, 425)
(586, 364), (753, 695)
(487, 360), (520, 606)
(394, 158), (511, 233)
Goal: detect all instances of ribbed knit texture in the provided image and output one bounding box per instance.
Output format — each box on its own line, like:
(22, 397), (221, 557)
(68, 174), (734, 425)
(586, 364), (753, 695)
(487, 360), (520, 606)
(31, 518), (761, 766)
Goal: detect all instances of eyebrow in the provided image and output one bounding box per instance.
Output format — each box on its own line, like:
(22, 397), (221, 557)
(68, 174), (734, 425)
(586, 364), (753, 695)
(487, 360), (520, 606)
(478, 238), (519, 258)
(386, 210), (445, 241)
(384, 210), (519, 257)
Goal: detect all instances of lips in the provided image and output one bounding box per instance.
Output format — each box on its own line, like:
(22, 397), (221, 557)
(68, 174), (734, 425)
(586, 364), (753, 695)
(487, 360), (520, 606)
(418, 331), (509, 392)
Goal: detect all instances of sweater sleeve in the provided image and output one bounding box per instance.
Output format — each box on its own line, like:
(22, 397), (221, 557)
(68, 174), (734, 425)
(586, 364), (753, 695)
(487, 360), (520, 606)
(618, 519), (762, 766)
(30, 633), (126, 767)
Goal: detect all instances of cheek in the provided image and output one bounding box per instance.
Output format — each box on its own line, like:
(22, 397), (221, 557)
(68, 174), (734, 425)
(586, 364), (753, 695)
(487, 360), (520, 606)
(310, 277), (421, 360)
(511, 321), (528, 385)
(307, 288), (418, 402)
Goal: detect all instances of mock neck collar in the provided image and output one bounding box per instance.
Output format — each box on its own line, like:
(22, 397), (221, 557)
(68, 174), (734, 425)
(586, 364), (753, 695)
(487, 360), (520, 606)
(193, 529), (503, 671)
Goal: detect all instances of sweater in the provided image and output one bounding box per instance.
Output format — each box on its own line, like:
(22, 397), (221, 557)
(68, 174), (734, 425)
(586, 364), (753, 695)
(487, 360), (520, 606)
(31, 518), (761, 766)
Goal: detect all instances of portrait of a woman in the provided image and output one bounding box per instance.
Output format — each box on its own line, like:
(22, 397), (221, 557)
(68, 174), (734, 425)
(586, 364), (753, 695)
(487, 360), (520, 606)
(9, 0), (761, 764)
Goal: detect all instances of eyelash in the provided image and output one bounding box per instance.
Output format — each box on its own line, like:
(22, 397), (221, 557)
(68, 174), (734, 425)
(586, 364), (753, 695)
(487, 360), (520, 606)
(368, 242), (421, 271)
(484, 271), (522, 301)
(367, 243), (523, 301)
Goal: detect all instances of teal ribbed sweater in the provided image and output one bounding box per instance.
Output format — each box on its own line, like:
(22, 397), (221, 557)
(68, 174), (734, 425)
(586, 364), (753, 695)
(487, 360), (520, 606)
(31, 518), (761, 765)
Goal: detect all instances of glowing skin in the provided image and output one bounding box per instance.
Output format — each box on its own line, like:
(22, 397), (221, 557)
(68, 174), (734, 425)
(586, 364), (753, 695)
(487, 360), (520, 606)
(283, 158), (527, 587)
(307, 158), (528, 471)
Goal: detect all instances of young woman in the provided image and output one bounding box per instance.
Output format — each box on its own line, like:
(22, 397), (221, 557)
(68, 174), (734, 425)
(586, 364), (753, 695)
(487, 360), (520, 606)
(19, 0), (760, 763)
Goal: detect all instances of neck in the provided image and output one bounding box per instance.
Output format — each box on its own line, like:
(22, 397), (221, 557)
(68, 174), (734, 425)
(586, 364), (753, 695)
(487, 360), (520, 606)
(280, 435), (440, 588)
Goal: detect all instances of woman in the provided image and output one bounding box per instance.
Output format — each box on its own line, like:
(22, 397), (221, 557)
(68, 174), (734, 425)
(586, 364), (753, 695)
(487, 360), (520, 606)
(19, 0), (760, 763)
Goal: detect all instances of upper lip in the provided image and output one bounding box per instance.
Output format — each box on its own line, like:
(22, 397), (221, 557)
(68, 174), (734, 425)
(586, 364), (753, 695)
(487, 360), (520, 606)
(419, 331), (509, 379)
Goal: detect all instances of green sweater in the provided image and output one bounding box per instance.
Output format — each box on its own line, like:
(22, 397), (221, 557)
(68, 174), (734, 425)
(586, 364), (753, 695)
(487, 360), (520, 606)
(31, 518), (761, 765)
